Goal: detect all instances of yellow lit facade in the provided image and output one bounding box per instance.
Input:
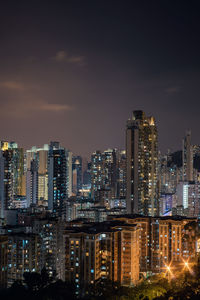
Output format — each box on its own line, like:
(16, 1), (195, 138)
(111, 215), (197, 275)
(64, 221), (140, 293)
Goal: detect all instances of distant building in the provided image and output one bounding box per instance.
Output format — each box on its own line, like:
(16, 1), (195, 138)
(160, 193), (173, 216)
(182, 131), (193, 181)
(91, 150), (103, 200)
(48, 142), (72, 216)
(116, 150), (126, 199)
(83, 161), (91, 186)
(159, 152), (182, 194)
(0, 142), (25, 213)
(26, 144), (49, 207)
(0, 151), (4, 218)
(72, 156), (82, 195)
(173, 181), (200, 218)
(91, 149), (117, 205)
(26, 159), (38, 207)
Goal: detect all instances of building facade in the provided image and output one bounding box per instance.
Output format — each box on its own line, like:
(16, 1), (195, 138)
(182, 131), (193, 182)
(48, 142), (72, 216)
(126, 111), (158, 216)
(91, 149), (117, 206)
(64, 221), (140, 294)
(0, 235), (8, 288)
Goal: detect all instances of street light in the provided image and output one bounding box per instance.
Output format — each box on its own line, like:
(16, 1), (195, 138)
(165, 264), (174, 282)
(182, 259), (194, 275)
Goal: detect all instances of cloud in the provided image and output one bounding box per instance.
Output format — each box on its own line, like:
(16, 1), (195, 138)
(54, 50), (86, 66)
(40, 103), (73, 112)
(0, 99), (74, 118)
(55, 50), (68, 62)
(165, 86), (181, 94)
(0, 81), (25, 91)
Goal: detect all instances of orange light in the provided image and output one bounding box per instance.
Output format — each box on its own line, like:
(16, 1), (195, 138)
(184, 262), (189, 268)
(182, 259), (193, 275)
(163, 263), (175, 281)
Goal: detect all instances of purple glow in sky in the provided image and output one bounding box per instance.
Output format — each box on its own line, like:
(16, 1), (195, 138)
(1, 1), (200, 157)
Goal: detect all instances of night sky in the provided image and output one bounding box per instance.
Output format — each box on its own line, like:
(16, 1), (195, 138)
(1, 1), (200, 158)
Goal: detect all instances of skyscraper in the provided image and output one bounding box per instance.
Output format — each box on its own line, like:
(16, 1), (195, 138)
(48, 142), (72, 215)
(126, 110), (158, 216)
(26, 144), (49, 206)
(102, 149), (117, 198)
(116, 150), (126, 199)
(0, 151), (4, 219)
(26, 159), (38, 207)
(0, 142), (25, 211)
(91, 150), (102, 200)
(182, 131), (193, 181)
(91, 149), (117, 205)
(7, 233), (40, 287)
(72, 156), (82, 195)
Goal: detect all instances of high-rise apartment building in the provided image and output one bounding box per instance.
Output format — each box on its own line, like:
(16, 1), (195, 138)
(91, 150), (102, 200)
(48, 142), (72, 215)
(72, 156), (82, 195)
(116, 150), (126, 199)
(158, 217), (197, 270)
(173, 181), (200, 218)
(83, 161), (91, 187)
(103, 149), (117, 198)
(91, 149), (117, 205)
(64, 214), (197, 295)
(126, 111), (158, 216)
(33, 218), (65, 280)
(26, 145), (49, 206)
(26, 159), (38, 207)
(111, 215), (197, 275)
(3, 149), (13, 210)
(64, 220), (139, 294)
(0, 152), (4, 218)
(7, 233), (40, 287)
(159, 152), (182, 194)
(182, 131), (193, 181)
(0, 142), (25, 212)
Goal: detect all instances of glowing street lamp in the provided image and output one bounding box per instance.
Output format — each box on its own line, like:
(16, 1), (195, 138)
(182, 259), (194, 275)
(165, 264), (174, 282)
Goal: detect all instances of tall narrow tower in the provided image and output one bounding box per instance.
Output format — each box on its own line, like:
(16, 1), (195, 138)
(91, 149), (117, 203)
(182, 131), (193, 182)
(26, 159), (38, 207)
(0, 142), (25, 210)
(48, 142), (72, 216)
(0, 151), (4, 218)
(126, 110), (158, 216)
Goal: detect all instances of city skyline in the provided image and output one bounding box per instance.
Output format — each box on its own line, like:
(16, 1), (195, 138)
(0, 2), (200, 157)
(1, 2), (200, 298)
(0, 118), (196, 159)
